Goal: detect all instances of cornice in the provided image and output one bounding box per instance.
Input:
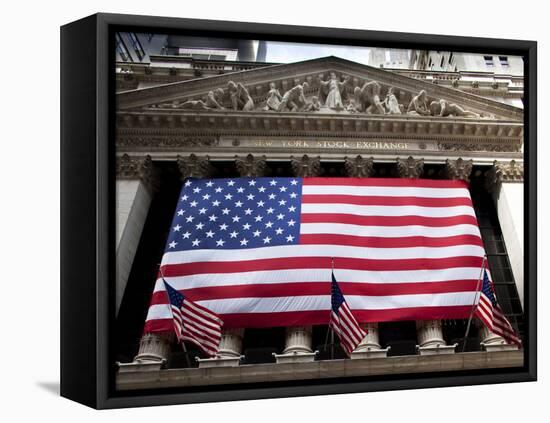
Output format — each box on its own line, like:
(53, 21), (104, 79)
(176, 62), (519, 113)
(116, 110), (523, 153)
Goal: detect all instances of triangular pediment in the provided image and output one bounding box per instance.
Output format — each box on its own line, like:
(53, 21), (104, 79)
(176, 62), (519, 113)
(116, 56), (523, 122)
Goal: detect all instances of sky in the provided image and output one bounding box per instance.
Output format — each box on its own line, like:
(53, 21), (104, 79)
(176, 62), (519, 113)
(264, 41), (372, 64)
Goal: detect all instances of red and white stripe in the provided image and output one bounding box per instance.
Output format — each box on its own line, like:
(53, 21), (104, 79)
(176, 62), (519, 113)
(170, 296), (223, 357)
(330, 302), (367, 356)
(145, 178), (486, 331)
(475, 293), (521, 346)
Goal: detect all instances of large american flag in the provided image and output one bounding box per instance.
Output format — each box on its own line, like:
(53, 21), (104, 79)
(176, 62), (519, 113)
(163, 278), (223, 357)
(330, 270), (367, 355)
(475, 269), (521, 346)
(144, 177), (487, 332)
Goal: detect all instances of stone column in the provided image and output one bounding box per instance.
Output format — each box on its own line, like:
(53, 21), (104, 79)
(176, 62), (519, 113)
(274, 326), (317, 363)
(416, 320), (456, 355)
(118, 332), (173, 372)
(485, 160), (524, 307)
(131, 155), (214, 370)
(272, 156), (322, 364)
(351, 323), (390, 359)
(199, 155), (268, 369)
(479, 325), (519, 352)
(116, 154), (157, 315)
(198, 328), (245, 368)
(343, 158), (389, 359)
(395, 157), (455, 355)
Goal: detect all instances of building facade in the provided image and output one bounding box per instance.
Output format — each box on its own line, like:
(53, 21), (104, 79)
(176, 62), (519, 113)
(114, 54), (524, 390)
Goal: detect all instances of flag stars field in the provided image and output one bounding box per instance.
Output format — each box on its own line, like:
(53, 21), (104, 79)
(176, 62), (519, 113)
(164, 177), (302, 251)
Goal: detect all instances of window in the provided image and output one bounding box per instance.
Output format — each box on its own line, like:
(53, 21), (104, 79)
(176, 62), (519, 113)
(471, 185), (524, 338)
(115, 33), (131, 62)
(129, 33), (146, 62)
(448, 51), (454, 65)
(440, 56), (445, 68)
(484, 55), (494, 66)
(499, 56), (509, 67)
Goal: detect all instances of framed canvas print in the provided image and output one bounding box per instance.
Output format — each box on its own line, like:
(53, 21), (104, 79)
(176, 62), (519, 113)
(60, 13), (537, 409)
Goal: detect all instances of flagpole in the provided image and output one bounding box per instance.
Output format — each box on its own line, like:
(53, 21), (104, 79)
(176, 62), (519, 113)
(158, 264), (192, 367)
(330, 257), (335, 360)
(460, 255), (487, 353)
(324, 258), (335, 357)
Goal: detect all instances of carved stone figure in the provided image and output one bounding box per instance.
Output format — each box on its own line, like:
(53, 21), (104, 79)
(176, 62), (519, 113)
(303, 96), (321, 112)
(318, 72), (349, 109)
(278, 82), (309, 112)
(383, 87), (402, 114)
(430, 99), (480, 118)
(263, 82), (282, 111)
(179, 88), (225, 110)
(407, 90), (431, 116)
(178, 99), (210, 110)
(345, 98), (359, 113)
(205, 88), (225, 110)
(354, 81), (385, 114)
(227, 81), (254, 111)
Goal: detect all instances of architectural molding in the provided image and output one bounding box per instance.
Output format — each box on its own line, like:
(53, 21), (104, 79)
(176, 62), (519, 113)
(176, 154), (214, 179)
(117, 350), (523, 390)
(444, 158), (474, 182)
(345, 155), (374, 177)
(397, 156), (424, 178)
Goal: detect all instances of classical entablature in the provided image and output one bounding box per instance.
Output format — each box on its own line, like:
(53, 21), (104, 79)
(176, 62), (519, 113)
(116, 56), (523, 163)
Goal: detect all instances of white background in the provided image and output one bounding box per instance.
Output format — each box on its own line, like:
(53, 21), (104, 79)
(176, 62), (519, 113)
(1, 0), (547, 420)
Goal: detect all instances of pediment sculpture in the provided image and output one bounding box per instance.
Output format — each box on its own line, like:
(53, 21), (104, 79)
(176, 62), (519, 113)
(152, 76), (489, 119)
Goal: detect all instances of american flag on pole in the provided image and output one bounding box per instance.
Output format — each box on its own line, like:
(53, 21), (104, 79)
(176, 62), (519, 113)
(144, 177), (487, 331)
(475, 269), (521, 346)
(330, 270), (367, 355)
(163, 278), (223, 357)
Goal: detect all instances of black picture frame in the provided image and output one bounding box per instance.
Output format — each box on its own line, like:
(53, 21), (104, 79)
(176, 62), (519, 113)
(60, 12), (537, 409)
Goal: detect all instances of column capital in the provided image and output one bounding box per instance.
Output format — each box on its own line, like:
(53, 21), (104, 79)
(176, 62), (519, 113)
(290, 155), (321, 177)
(235, 154), (267, 177)
(396, 156), (424, 179)
(177, 154), (214, 180)
(485, 160), (524, 192)
(116, 154), (158, 191)
(345, 155), (374, 178)
(444, 158), (473, 182)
